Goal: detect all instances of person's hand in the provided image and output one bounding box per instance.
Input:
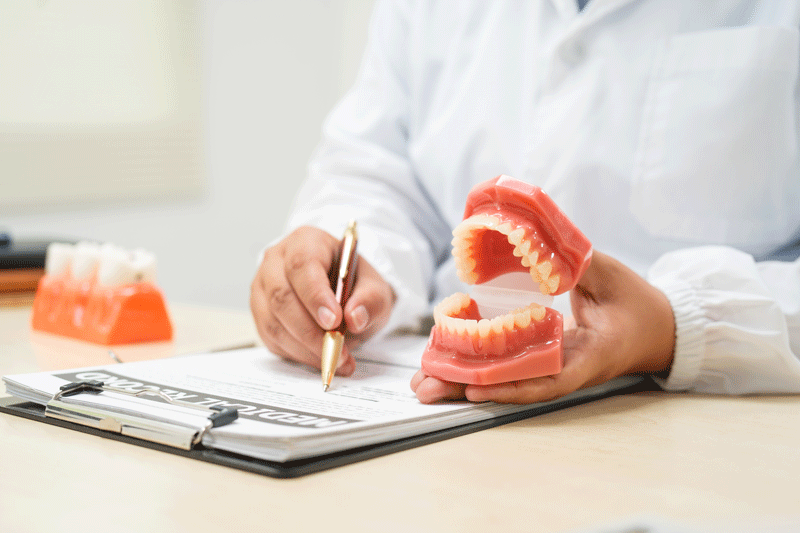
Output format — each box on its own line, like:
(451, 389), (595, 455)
(411, 250), (675, 404)
(250, 226), (395, 375)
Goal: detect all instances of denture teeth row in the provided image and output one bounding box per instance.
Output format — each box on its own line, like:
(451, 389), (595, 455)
(451, 214), (561, 294)
(433, 292), (546, 335)
(46, 241), (157, 287)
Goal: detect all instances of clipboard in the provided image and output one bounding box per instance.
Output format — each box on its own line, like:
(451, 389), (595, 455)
(0, 376), (656, 478)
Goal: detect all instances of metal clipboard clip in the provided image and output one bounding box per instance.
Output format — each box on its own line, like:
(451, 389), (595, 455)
(45, 380), (238, 450)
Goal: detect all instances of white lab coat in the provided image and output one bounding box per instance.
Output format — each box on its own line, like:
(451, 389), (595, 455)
(285, 0), (800, 394)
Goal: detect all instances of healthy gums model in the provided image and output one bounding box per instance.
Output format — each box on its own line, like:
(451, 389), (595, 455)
(420, 175), (593, 385)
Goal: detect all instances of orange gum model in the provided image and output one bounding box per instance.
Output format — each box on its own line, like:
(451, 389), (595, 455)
(421, 175), (592, 385)
(31, 245), (172, 345)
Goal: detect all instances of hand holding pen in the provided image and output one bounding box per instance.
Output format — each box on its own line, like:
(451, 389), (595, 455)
(250, 223), (395, 381)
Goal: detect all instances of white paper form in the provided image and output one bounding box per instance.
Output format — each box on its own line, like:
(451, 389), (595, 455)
(3, 336), (642, 462)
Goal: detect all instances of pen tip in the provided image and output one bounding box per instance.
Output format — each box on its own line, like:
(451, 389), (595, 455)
(323, 384), (329, 392)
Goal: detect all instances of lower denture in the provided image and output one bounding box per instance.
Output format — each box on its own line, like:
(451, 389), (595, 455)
(432, 294), (554, 358)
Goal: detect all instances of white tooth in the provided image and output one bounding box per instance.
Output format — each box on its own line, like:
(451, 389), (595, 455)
(464, 214), (499, 229)
(457, 270), (479, 284)
(507, 228), (525, 245)
(528, 253), (543, 281)
(537, 260), (553, 280)
(130, 248), (157, 283)
(520, 239), (531, 256)
(514, 309), (532, 328)
(440, 315), (451, 332)
(530, 304), (546, 321)
(512, 246), (524, 257)
(496, 222), (513, 235)
(478, 319), (491, 337)
(45, 242), (74, 276)
(457, 292), (471, 308)
(464, 319), (479, 335)
(71, 241), (102, 280)
(462, 215), (482, 227)
(482, 215), (500, 228)
(445, 293), (466, 312)
(452, 222), (474, 237)
(451, 236), (469, 248)
(490, 317), (504, 334)
(545, 275), (560, 294)
(460, 215), (484, 230)
(461, 256), (477, 272)
(521, 255), (531, 267)
(97, 245), (135, 286)
(502, 313), (515, 331)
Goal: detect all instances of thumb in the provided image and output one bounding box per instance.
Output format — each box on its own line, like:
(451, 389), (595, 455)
(572, 250), (617, 303)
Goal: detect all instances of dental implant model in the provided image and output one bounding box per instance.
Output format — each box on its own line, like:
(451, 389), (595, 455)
(421, 175), (592, 385)
(31, 241), (173, 345)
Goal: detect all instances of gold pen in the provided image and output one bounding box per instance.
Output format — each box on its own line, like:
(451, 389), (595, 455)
(321, 220), (359, 391)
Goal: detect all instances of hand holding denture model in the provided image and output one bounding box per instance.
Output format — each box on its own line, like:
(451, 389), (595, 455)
(421, 175), (592, 385)
(31, 241), (173, 345)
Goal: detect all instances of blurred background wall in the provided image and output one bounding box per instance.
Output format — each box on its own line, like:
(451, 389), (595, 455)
(1, 0), (375, 311)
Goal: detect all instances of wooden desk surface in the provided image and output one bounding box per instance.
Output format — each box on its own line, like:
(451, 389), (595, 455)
(1, 305), (799, 533)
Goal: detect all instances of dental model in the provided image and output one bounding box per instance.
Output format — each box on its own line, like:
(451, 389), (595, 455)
(421, 175), (592, 385)
(31, 241), (172, 345)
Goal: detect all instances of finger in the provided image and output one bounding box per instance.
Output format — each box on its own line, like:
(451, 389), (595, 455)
(410, 369), (427, 391)
(413, 375), (467, 404)
(251, 270), (325, 367)
(252, 248), (345, 369)
(334, 344), (357, 377)
(572, 250), (623, 304)
(464, 376), (565, 404)
(464, 345), (592, 404)
(278, 232), (363, 366)
(343, 258), (395, 337)
(283, 230), (342, 330)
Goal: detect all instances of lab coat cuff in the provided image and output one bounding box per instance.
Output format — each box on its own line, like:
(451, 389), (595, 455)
(647, 276), (707, 391)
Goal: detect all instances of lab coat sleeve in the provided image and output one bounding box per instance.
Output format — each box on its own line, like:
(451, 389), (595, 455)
(285, 0), (451, 334)
(647, 246), (800, 394)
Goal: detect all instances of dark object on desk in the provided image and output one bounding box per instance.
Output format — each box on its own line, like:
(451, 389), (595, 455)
(0, 377), (658, 479)
(1, 235), (48, 305)
(0, 234), (50, 269)
(0, 234), (75, 306)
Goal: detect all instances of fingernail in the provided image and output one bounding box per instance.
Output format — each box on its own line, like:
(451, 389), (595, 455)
(351, 305), (369, 333)
(318, 306), (336, 330)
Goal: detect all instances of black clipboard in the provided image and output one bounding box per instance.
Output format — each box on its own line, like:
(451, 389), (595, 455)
(0, 376), (655, 478)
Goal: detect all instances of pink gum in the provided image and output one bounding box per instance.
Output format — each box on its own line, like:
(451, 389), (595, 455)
(421, 309), (564, 385)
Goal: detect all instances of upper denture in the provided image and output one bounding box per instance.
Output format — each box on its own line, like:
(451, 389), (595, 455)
(451, 211), (563, 295)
